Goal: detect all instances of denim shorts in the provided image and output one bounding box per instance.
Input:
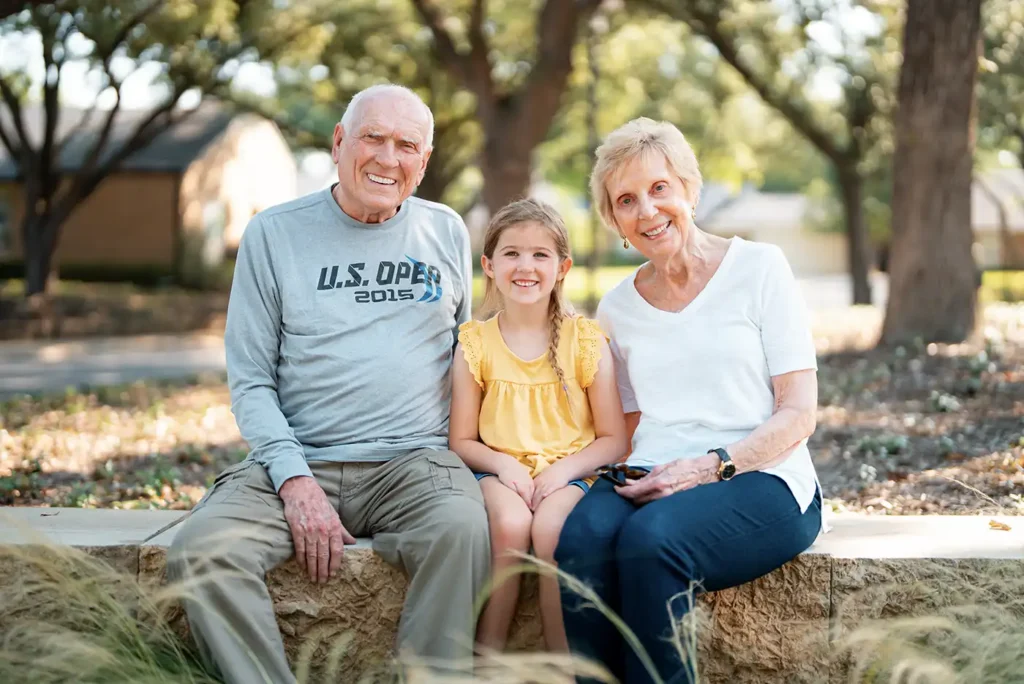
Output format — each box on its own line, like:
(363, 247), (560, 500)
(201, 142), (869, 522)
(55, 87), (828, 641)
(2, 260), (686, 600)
(474, 472), (591, 494)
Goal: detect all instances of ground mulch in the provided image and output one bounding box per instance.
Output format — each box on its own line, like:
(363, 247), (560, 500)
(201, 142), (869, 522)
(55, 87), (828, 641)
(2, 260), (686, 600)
(2, 305), (1022, 515)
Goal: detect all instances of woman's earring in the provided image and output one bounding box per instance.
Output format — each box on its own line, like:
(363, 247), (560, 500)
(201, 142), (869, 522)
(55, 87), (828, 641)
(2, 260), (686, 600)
(691, 206), (697, 220)
(622, 237), (629, 249)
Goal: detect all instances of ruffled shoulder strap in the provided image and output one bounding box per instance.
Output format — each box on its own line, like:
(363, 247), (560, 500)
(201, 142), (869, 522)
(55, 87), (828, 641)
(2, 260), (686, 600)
(573, 316), (607, 389)
(457, 320), (486, 389)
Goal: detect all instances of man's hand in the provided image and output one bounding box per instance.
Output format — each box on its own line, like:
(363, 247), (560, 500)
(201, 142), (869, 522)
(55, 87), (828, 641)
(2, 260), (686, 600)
(278, 476), (356, 584)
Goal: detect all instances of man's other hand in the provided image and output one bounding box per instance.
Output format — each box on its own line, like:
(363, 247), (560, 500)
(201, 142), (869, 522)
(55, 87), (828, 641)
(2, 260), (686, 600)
(278, 476), (356, 583)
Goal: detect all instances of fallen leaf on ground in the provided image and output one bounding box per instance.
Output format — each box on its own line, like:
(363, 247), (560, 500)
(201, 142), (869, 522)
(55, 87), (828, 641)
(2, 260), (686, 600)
(989, 520), (1012, 531)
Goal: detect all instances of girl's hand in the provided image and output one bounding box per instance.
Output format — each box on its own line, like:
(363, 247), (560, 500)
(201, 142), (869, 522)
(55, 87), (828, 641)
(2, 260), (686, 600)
(496, 460), (536, 506)
(615, 455), (718, 504)
(530, 463), (572, 511)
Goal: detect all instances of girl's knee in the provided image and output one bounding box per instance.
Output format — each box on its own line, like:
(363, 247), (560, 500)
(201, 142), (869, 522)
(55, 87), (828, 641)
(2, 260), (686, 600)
(530, 518), (563, 562)
(490, 506), (533, 552)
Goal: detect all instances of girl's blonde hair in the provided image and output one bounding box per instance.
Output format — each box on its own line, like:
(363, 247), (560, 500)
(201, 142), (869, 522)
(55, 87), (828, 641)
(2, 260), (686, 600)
(481, 198), (575, 394)
(590, 117), (703, 236)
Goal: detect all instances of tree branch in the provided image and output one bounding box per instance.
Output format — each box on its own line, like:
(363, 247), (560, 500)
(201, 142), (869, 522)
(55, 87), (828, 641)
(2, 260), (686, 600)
(106, 0), (164, 54)
(88, 100), (194, 190)
(51, 2), (156, 163)
(0, 74), (30, 155)
(39, 17), (62, 198)
(518, 0), (599, 144)
(0, 112), (18, 162)
(409, 0), (494, 102)
(45, 92), (194, 253)
(73, 85), (124, 181)
(650, 0), (849, 165)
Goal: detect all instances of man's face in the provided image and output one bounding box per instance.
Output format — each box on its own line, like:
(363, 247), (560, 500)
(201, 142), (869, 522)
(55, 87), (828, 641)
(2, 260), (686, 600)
(331, 94), (432, 222)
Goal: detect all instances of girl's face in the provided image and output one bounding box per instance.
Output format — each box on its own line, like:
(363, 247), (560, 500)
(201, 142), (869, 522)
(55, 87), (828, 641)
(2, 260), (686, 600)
(482, 221), (572, 309)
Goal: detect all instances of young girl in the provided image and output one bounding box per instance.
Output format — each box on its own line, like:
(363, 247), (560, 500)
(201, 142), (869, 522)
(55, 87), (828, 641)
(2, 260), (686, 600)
(449, 198), (627, 652)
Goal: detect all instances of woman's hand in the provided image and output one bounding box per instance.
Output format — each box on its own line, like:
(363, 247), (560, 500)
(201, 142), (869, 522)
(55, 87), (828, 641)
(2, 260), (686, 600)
(495, 459), (536, 506)
(615, 454), (719, 504)
(530, 462), (573, 511)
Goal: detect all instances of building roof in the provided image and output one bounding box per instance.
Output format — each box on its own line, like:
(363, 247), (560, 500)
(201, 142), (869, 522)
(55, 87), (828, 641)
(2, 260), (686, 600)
(702, 190), (811, 233)
(0, 100), (236, 180)
(973, 167), (1024, 233)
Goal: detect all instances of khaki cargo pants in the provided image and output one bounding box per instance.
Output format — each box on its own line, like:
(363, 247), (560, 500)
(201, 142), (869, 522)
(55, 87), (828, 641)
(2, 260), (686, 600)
(166, 448), (490, 684)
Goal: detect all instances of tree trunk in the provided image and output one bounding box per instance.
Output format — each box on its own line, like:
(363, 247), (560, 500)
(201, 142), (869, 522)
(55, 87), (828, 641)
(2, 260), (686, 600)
(480, 138), (533, 215)
(21, 211), (56, 297)
(880, 0), (982, 346)
(417, 161), (452, 205)
(836, 167), (873, 305)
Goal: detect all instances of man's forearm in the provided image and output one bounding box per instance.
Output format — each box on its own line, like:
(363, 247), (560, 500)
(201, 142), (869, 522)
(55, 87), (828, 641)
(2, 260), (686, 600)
(231, 386), (312, 492)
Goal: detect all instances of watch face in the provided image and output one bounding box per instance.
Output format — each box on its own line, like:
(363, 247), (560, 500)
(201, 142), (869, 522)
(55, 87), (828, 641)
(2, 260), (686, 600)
(722, 463), (737, 480)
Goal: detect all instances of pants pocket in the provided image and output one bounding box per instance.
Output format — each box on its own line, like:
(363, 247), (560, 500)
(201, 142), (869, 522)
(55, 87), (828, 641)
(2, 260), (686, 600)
(424, 451), (478, 498)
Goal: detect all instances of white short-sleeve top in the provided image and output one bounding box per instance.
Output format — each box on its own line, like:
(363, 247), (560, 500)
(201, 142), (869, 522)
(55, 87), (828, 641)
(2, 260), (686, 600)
(596, 237), (820, 512)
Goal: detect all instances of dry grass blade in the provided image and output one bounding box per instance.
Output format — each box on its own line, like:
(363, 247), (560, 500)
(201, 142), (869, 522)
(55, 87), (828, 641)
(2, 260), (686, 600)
(0, 543), (219, 684)
(835, 562), (1024, 684)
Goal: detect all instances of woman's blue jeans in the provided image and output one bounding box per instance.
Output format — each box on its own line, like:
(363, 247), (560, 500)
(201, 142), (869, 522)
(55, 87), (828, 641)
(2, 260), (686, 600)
(554, 471), (822, 684)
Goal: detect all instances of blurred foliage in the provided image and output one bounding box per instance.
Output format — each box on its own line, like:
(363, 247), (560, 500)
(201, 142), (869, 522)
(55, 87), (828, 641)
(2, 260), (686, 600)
(238, 0), (482, 211)
(0, 0), (337, 296)
(3, 0), (1024, 285)
(978, 0), (1024, 170)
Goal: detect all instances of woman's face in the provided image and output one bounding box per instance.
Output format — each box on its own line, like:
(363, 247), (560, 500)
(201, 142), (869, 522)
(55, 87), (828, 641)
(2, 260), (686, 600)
(607, 152), (695, 261)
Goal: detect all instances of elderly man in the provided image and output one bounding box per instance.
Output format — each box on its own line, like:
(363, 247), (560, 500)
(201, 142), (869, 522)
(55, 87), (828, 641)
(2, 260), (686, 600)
(167, 84), (489, 683)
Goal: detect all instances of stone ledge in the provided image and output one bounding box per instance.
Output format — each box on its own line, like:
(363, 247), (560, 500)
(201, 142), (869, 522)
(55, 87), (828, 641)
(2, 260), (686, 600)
(2, 507), (1022, 683)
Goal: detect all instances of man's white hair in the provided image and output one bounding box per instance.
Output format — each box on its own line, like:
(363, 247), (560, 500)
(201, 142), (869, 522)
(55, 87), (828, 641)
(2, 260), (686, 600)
(340, 84), (434, 148)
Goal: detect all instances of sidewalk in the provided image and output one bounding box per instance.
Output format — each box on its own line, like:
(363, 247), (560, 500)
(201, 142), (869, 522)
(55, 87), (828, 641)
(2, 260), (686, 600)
(0, 333), (226, 397)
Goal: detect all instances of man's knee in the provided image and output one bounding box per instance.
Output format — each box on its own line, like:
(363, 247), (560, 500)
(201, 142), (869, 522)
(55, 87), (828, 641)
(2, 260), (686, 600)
(167, 514), (237, 581)
(167, 508), (278, 581)
(430, 494), (489, 540)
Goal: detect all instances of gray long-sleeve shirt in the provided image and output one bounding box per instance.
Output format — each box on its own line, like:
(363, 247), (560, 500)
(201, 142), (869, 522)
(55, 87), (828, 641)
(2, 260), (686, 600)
(225, 187), (473, 491)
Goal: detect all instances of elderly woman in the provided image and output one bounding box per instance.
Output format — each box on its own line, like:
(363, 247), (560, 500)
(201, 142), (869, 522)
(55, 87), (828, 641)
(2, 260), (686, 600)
(554, 117), (824, 684)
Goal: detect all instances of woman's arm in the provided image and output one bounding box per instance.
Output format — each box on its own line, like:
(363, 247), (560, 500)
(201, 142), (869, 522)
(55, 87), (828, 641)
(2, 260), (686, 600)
(448, 344), (524, 474)
(617, 368), (817, 503)
(723, 368), (817, 474)
(684, 368), (818, 483)
(545, 337), (629, 482)
(623, 411), (640, 459)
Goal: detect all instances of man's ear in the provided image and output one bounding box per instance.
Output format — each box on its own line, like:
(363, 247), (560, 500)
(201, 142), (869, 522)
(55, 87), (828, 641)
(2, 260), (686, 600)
(481, 254), (494, 279)
(331, 123), (344, 164)
(414, 147), (433, 186)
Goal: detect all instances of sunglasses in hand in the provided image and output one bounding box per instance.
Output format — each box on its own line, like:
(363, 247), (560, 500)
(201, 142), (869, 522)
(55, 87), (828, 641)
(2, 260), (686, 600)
(595, 463), (650, 486)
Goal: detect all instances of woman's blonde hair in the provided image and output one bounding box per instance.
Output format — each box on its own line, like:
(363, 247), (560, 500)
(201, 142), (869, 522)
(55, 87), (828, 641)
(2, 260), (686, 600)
(481, 198), (575, 394)
(589, 117), (703, 236)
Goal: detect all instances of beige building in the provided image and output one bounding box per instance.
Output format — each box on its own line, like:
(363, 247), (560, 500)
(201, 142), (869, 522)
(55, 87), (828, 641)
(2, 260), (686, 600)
(972, 167), (1024, 269)
(701, 188), (849, 277)
(0, 101), (296, 286)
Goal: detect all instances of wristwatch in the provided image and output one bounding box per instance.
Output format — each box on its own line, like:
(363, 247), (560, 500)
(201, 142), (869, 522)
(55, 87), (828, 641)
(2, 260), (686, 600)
(708, 447), (736, 481)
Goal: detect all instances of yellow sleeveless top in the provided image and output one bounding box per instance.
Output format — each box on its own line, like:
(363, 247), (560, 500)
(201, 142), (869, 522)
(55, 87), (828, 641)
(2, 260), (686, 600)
(458, 314), (606, 477)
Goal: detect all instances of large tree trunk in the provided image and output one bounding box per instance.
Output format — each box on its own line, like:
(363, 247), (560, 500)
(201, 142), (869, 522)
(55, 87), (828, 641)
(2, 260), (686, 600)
(836, 167), (873, 305)
(417, 161), (452, 205)
(21, 212), (57, 297)
(480, 129), (533, 214)
(880, 0), (982, 346)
